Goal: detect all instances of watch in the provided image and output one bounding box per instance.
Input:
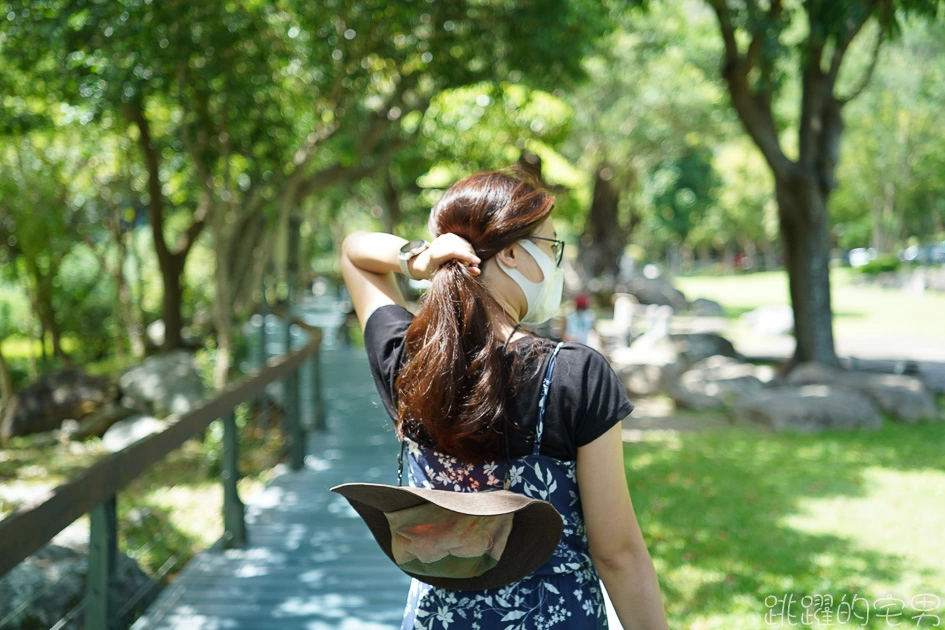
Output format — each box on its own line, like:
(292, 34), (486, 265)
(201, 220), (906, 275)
(398, 238), (431, 279)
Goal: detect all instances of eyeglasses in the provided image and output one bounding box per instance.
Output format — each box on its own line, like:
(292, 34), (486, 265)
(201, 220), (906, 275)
(526, 235), (565, 267)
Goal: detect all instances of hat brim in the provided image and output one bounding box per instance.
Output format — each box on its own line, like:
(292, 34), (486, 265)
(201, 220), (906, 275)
(330, 482), (563, 591)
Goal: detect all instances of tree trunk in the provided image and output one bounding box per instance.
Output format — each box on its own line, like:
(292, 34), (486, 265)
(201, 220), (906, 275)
(383, 170), (400, 235)
(581, 165), (625, 280)
(127, 100), (204, 351)
(776, 174), (839, 367)
(212, 208), (234, 391)
(158, 255), (186, 350)
(0, 344), (13, 404)
(127, 225), (149, 354)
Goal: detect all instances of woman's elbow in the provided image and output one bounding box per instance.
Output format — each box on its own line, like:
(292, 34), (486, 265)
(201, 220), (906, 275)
(341, 231), (365, 256)
(591, 538), (652, 574)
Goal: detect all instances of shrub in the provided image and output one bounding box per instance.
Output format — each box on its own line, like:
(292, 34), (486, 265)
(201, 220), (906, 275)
(857, 253), (900, 275)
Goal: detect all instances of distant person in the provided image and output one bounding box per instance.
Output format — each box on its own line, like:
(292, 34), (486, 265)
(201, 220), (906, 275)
(341, 168), (669, 629)
(564, 293), (597, 346)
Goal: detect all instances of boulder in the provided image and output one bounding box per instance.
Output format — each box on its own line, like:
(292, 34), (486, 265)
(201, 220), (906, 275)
(671, 333), (741, 365)
(731, 385), (883, 432)
(101, 415), (167, 452)
(689, 298), (724, 316)
(610, 333), (741, 397)
(786, 363), (939, 423)
(118, 350), (206, 416)
(671, 355), (768, 410)
(0, 369), (114, 441)
(0, 540), (158, 630)
(740, 304), (794, 335)
(610, 344), (684, 396)
(624, 276), (688, 313)
(928, 268), (945, 292)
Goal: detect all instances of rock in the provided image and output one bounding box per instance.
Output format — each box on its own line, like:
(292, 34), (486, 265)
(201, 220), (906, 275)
(624, 276), (688, 313)
(671, 333), (741, 365)
(71, 399), (151, 440)
(610, 333), (741, 397)
(101, 415), (167, 452)
(118, 350), (206, 416)
(928, 268), (945, 292)
(0, 540), (158, 630)
(670, 384), (726, 411)
(689, 298), (724, 316)
(671, 355), (767, 410)
(610, 344), (684, 396)
(740, 304), (794, 335)
(731, 385), (883, 432)
(0, 369), (114, 441)
(787, 363), (939, 423)
(146, 320), (165, 347)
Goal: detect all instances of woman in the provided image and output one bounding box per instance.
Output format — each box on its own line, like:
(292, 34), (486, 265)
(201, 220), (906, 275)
(341, 169), (669, 629)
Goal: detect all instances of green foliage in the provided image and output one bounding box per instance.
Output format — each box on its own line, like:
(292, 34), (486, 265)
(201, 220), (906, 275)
(832, 17), (945, 250)
(649, 145), (722, 246)
(856, 253), (901, 275)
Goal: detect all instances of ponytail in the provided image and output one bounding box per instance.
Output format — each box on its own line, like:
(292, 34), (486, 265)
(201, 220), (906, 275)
(393, 169), (554, 463)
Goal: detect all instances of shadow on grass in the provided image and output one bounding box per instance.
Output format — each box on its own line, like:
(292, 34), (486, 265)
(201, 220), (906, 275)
(625, 420), (945, 625)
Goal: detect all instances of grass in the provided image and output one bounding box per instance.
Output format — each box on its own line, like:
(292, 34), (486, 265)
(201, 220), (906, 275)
(674, 268), (945, 344)
(624, 419), (945, 628)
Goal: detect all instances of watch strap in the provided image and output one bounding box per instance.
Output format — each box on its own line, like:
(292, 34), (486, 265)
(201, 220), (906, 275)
(399, 240), (430, 279)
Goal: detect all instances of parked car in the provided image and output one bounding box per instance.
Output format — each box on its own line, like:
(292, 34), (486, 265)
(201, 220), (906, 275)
(898, 242), (945, 265)
(848, 247), (877, 268)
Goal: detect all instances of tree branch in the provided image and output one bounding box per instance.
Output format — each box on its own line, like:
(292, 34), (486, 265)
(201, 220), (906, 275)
(709, 0), (793, 178)
(124, 100), (170, 262)
(837, 2), (889, 103)
(708, 0), (741, 69)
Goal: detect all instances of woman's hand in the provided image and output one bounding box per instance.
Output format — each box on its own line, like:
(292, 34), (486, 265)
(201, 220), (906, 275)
(409, 233), (482, 279)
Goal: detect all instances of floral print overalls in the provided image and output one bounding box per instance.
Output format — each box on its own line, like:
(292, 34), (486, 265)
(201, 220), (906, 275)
(399, 341), (609, 630)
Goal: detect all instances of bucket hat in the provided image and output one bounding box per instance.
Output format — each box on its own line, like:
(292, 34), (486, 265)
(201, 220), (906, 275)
(330, 481), (563, 591)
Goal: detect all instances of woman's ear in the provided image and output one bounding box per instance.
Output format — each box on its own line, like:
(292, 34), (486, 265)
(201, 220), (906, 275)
(493, 242), (519, 269)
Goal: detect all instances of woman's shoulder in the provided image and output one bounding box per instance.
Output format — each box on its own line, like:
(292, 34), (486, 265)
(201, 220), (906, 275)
(550, 340), (613, 374)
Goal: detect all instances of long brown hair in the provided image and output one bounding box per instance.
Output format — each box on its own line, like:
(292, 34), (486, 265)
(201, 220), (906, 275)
(394, 168), (556, 463)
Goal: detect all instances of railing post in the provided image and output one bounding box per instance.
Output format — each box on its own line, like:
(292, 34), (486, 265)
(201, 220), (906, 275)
(222, 411), (246, 549)
(284, 214), (306, 470)
(285, 359), (304, 470)
(311, 345), (325, 431)
(86, 495), (119, 629)
(257, 260), (270, 435)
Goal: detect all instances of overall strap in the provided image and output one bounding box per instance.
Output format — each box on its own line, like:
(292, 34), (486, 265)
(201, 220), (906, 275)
(533, 341), (564, 455)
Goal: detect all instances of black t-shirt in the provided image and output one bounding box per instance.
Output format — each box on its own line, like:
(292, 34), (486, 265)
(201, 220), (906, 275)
(363, 304), (635, 462)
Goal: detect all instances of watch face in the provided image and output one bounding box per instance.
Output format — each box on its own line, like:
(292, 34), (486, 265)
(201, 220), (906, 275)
(401, 238), (426, 254)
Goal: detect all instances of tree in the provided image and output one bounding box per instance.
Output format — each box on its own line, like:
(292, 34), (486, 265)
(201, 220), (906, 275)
(831, 16), (945, 251)
(689, 0), (942, 366)
(564, 2), (731, 280)
(3, 0), (609, 375)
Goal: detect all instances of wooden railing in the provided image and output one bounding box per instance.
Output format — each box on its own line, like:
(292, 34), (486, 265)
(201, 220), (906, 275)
(0, 325), (324, 629)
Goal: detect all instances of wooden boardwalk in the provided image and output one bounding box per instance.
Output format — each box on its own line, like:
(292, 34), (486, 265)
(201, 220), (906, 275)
(132, 343), (413, 630)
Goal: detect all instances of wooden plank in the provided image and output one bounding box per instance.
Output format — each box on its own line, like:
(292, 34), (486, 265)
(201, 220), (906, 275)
(0, 330), (321, 577)
(133, 346), (412, 630)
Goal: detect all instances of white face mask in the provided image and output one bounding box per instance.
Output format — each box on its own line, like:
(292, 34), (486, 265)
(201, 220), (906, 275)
(496, 237), (564, 326)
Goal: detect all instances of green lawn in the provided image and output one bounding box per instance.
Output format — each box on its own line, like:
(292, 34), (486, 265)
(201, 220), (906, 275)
(674, 269), (945, 344)
(625, 420), (945, 628)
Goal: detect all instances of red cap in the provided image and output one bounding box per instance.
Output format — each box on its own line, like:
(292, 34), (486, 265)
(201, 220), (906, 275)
(575, 294), (589, 309)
